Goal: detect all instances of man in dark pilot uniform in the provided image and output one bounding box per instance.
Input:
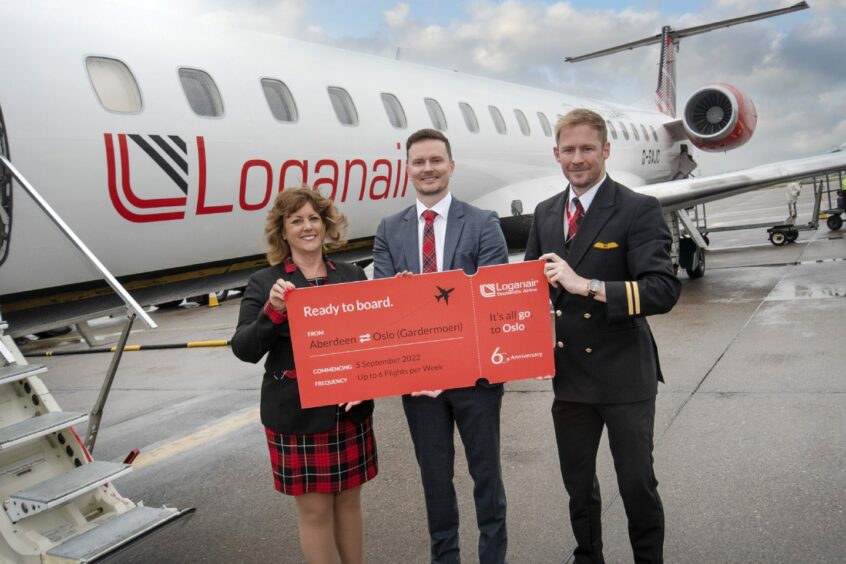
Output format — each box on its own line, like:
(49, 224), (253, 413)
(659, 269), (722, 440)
(525, 108), (681, 564)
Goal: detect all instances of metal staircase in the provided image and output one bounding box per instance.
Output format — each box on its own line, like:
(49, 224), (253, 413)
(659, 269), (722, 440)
(0, 332), (194, 563)
(0, 149), (194, 562)
(0, 328), (193, 563)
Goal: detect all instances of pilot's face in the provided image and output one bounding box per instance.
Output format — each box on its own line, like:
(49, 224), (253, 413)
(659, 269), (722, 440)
(283, 202), (325, 256)
(554, 124), (610, 194)
(407, 139), (455, 200)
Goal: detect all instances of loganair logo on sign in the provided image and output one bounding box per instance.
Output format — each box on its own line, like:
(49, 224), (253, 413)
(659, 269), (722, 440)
(479, 279), (540, 298)
(104, 134), (410, 223)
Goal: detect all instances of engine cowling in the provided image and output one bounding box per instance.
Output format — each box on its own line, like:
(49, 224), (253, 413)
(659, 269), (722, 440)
(682, 83), (757, 152)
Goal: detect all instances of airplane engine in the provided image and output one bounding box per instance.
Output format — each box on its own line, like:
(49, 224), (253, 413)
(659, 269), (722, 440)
(682, 83), (757, 152)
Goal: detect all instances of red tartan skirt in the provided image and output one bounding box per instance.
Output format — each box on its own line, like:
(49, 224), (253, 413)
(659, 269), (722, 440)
(264, 415), (378, 496)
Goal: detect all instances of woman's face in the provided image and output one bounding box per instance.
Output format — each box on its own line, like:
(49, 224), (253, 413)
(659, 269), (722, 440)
(283, 202), (325, 256)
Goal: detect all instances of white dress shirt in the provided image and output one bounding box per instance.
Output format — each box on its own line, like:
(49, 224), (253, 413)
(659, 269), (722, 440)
(564, 174), (606, 240)
(416, 193), (452, 273)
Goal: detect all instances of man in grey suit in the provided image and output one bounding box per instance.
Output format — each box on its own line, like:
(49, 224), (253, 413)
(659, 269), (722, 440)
(373, 129), (509, 564)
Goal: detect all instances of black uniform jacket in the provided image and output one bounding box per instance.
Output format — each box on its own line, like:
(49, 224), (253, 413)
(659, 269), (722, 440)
(231, 258), (374, 434)
(525, 176), (682, 404)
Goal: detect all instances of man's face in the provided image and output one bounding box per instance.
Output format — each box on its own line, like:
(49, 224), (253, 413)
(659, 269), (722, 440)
(554, 124), (610, 193)
(407, 139), (454, 199)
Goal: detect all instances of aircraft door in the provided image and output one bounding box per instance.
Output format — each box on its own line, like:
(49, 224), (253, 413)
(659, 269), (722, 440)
(0, 103), (10, 267)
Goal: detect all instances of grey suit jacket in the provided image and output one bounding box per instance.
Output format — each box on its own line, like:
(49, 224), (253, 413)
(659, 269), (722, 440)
(373, 197), (508, 277)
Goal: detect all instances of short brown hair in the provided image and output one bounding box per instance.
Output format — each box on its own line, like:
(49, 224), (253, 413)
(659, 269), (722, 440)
(554, 108), (608, 146)
(406, 128), (452, 160)
(264, 187), (348, 265)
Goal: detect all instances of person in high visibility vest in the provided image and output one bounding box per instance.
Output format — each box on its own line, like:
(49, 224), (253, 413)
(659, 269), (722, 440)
(839, 175), (846, 210)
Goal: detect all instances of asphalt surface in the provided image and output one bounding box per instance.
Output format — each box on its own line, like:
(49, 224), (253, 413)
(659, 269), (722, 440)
(21, 186), (846, 563)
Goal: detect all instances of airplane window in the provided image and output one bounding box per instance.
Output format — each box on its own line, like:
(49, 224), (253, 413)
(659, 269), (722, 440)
(459, 102), (479, 133)
(425, 98), (448, 131)
(328, 86), (359, 126)
(630, 122), (640, 141)
(514, 110), (531, 136)
(618, 121), (630, 141)
(649, 125), (659, 142)
(86, 57), (142, 113)
(261, 79), (298, 122)
(179, 68), (224, 117)
(605, 120), (618, 140)
(381, 93), (407, 129)
(489, 106), (507, 135)
(537, 112), (552, 137)
(640, 124), (649, 141)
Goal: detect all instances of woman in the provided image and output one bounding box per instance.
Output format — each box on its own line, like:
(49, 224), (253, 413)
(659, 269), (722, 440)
(231, 187), (377, 564)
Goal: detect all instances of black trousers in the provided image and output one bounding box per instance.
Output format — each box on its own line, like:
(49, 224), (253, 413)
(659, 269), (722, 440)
(403, 384), (508, 564)
(551, 398), (664, 564)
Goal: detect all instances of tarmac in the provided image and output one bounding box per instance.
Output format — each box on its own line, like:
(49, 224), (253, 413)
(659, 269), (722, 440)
(19, 186), (846, 563)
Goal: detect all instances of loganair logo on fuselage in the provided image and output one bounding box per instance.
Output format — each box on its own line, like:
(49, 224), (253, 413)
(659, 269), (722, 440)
(104, 134), (410, 223)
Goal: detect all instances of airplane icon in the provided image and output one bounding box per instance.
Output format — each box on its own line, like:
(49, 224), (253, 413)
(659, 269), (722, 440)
(435, 286), (455, 305)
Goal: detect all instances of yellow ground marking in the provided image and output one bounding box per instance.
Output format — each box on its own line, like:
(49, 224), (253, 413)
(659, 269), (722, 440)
(132, 407), (260, 470)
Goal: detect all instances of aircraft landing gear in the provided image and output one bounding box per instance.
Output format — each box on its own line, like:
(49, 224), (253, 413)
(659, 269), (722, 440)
(679, 237), (705, 279)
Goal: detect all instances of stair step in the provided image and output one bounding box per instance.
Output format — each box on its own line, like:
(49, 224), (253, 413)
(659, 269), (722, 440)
(0, 364), (46, 385)
(4, 461), (131, 523)
(45, 505), (196, 563)
(0, 412), (88, 451)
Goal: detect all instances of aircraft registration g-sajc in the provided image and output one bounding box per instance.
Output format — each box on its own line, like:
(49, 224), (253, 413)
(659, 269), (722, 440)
(0, 0), (844, 336)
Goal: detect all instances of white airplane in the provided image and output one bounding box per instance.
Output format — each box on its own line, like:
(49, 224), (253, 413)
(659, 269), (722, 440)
(0, 0), (844, 336)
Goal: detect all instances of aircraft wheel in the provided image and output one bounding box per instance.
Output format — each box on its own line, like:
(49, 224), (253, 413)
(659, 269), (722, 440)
(786, 229), (799, 243)
(827, 214), (843, 231)
(685, 247), (705, 279)
(770, 231), (787, 246)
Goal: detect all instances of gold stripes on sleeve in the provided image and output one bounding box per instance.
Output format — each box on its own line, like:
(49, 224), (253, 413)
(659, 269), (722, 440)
(624, 281), (641, 316)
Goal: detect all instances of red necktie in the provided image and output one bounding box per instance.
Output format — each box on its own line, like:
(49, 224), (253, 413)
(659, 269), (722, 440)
(567, 197), (584, 241)
(422, 209), (438, 273)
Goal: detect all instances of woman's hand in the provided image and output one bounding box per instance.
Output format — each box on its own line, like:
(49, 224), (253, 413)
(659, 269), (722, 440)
(269, 279), (296, 312)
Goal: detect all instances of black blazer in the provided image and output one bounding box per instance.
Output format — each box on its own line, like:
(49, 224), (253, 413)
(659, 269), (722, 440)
(231, 259), (374, 434)
(525, 176), (682, 404)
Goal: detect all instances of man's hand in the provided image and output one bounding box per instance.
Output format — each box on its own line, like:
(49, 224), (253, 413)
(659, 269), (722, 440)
(339, 400), (363, 412)
(269, 279), (296, 312)
(395, 270), (413, 278)
(540, 253), (588, 295)
(410, 390), (443, 398)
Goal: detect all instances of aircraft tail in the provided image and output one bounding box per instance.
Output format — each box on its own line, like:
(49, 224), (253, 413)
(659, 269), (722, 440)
(564, 1), (809, 118)
(655, 26), (676, 118)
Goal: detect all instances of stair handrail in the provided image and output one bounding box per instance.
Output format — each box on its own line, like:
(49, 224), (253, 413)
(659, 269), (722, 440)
(0, 154), (156, 329)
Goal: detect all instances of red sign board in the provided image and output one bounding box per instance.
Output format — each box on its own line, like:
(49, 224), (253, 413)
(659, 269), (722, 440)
(286, 261), (554, 407)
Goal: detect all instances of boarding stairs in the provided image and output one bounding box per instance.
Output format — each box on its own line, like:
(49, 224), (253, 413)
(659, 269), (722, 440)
(0, 155), (194, 562)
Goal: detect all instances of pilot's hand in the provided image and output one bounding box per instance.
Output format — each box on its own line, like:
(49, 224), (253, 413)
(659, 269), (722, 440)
(410, 389), (443, 398)
(339, 400), (363, 412)
(540, 253), (587, 295)
(269, 279), (296, 312)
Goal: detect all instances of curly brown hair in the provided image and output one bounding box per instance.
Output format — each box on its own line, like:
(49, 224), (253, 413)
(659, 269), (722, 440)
(264, 187), (348, 265)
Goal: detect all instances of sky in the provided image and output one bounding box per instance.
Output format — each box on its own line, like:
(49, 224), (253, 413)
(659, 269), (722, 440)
(125, 0), (844, 175)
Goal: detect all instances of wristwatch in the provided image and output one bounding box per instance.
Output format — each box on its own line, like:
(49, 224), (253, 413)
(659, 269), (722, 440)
(587, 279), (602, 299)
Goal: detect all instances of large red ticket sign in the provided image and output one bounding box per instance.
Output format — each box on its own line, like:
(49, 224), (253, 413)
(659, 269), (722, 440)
(287, 260), (554, 407)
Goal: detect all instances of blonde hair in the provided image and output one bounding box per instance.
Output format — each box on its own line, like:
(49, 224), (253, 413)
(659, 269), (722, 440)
(554, 108), (608, 146)
(264, 187), (348, 265)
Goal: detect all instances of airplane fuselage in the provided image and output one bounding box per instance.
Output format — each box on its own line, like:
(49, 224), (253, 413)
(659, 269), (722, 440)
(0, 4), (680, 299)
